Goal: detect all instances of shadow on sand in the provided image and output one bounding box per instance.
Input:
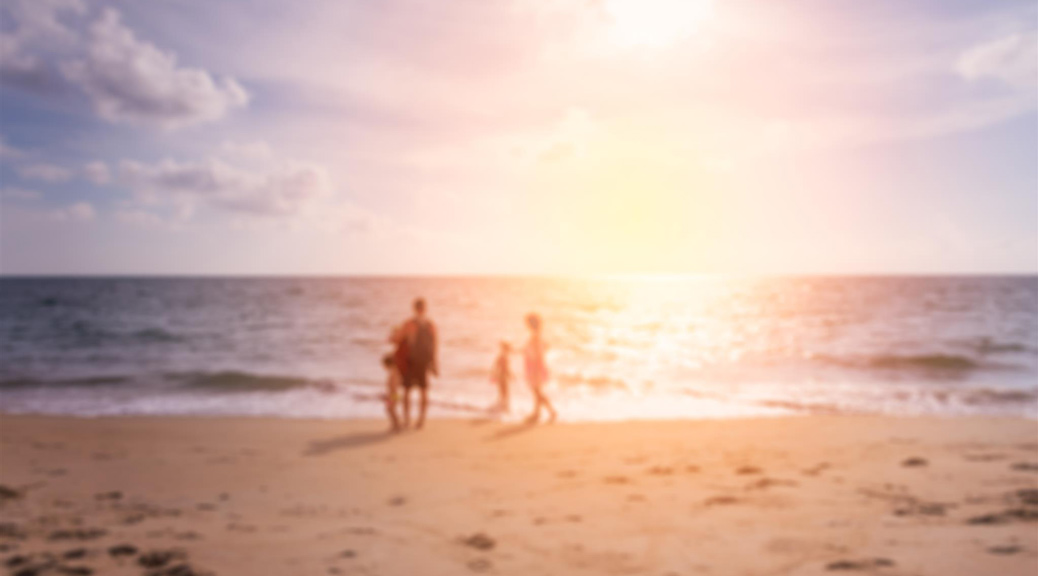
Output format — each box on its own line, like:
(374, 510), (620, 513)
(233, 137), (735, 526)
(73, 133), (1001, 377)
(304, 430), (395, 456)
(485, 422), (538, 441)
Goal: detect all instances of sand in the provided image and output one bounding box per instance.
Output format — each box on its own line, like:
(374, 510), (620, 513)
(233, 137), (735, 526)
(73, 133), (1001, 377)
(0, 415), (1036, 575)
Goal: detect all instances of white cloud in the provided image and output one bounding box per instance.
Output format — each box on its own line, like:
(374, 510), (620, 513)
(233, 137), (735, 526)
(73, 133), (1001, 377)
(82, 160), (110, 184)
(61, 9), (249, 128)
(50, 201), (95, 222)
(118, 157), (333, 219)
(957, 31), (1038, 87)
(18, 162), (74, 182)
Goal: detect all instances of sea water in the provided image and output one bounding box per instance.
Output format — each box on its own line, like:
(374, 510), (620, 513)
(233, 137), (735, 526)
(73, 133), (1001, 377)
(1, 276), (1035, 420)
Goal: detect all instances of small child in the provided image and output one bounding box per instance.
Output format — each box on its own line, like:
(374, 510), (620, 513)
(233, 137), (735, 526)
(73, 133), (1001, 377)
(381, 353), (401, 431)
(490, 341), (511, 414)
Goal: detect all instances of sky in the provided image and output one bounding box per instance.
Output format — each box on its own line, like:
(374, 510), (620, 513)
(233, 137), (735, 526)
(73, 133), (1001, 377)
(0, 0), (1035, 276)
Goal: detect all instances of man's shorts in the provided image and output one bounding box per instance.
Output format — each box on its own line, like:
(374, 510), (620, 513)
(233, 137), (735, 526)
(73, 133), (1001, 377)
(402, 367), (429, 390)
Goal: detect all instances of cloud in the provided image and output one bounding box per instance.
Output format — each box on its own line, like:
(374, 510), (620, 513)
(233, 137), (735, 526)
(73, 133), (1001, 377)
(0, 136), (26, 160)
(219, 140), (274, 161)
(82, 161), (110, 184)
(957, 31), (1038, 87)
(17, 162), (74, 182)
(61, 9), (249, 128)
(49, 201), (95, 222)
(118, 156), (333, 219)
(0, 0), (85, 92)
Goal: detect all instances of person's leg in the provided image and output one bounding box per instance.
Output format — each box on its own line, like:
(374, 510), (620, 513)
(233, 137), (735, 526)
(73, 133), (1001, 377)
(386, 375), (400, 431)
(542, 390), (557, 423)
(526, 385), (542, 423)
(401, 384), (412, 428)
(386, 399), (399, 430)
(415, 386), (427, 429)
(498, 381), (509, 413)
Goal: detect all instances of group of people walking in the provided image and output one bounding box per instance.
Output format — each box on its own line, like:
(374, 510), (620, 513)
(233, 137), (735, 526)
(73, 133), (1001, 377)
(382, 297), (556, 431)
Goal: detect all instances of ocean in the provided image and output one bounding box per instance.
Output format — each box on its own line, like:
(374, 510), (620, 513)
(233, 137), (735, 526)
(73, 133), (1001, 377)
(1, 276), (1035, 420)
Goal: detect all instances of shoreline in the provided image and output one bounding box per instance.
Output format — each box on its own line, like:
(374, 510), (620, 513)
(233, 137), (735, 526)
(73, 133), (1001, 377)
(1, 415), (1036, 575)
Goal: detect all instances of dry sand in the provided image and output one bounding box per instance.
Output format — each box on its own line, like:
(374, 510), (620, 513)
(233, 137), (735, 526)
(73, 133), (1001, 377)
(1, 415), (1036, 575)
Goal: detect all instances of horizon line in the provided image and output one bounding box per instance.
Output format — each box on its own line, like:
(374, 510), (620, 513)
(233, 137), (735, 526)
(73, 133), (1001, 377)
(1, 272), (1036, 280)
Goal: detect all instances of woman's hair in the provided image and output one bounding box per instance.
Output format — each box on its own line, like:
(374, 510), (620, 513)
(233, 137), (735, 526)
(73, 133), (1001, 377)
(525, 312), (541, 331)
(382, 353), (395, 368)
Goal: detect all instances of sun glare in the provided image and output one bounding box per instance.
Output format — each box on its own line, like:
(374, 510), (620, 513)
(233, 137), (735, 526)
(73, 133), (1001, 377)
(605, 0), (713, 49)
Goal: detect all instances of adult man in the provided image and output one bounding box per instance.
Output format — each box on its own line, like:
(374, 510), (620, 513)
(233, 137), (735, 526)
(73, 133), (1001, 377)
(400, 297), (437, 429)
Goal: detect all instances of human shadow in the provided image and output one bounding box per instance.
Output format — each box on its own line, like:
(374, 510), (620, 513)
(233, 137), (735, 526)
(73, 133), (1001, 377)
(304, 430), (395, 456)
(484, 422), (538, 442)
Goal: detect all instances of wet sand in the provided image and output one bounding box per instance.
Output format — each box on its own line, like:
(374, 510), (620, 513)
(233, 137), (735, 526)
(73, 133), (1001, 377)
(1, 415), (1036, 575)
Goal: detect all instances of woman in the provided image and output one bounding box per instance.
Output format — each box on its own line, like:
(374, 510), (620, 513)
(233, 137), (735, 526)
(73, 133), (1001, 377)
(523, 312), (557, 424)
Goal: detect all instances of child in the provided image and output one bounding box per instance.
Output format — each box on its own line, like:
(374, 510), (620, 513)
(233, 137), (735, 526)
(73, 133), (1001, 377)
(381, 353), (401, 431)
(523, 313), (557, 424)
(490, 341), (511, 413)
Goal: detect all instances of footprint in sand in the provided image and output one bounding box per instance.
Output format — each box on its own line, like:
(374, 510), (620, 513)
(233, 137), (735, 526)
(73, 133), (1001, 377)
(963, 453), (1007, 462)
(825, 558), (895, 571)
(108, 543), (138, 558)
(48, 528), (107, 541)
(746, 478), (799, 491)
(803, 463), (831, 476)
(901, 457), (927, 468)
(61, 548), (88, 560)
(7, 552), (94, 576)
(1015, 489), (1038, 505)
(138, 549), (186, 569)
(461, 532), (496, 551)
(966, 508), (1038, 524)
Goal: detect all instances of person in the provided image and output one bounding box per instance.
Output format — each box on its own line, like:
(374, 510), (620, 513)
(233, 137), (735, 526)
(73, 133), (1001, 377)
(523, 312), (556, 424)
(489, 341), (511, 414)
(398, 298), (437, 429)
(381, 353), (401, 431)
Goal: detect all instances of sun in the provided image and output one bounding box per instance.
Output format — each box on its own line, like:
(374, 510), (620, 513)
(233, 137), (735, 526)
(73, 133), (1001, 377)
(604, 0), (713, 49)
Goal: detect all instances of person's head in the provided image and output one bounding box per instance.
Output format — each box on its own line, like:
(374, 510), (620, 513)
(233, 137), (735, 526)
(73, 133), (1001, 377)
(382, 353), (395, 371)
(413, 297), (426, 317)
(525, 312), (541, 333)
(499, 341), (511, 354)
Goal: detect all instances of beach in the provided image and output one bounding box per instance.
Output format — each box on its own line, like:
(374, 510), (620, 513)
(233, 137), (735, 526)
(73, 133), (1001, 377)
(1, 416), (1036, 575)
